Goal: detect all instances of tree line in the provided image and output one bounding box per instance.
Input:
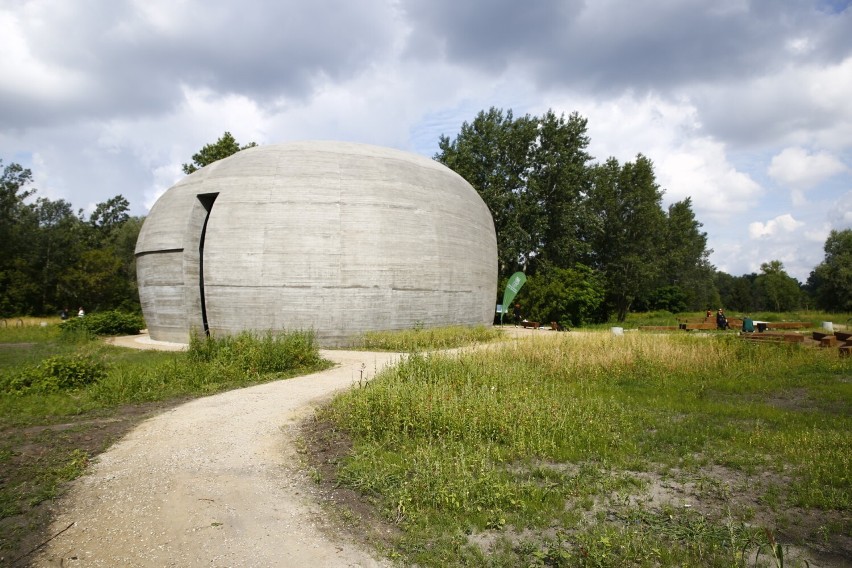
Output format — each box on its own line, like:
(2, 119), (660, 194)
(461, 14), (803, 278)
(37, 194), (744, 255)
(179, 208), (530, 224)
(1, 160), (141, 317)
(436, 108), (850, 324)
(1, 125), (849, 320)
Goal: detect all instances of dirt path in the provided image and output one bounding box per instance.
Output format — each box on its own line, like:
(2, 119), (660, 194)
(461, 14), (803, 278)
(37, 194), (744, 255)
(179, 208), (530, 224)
(33, 345), (401, 567)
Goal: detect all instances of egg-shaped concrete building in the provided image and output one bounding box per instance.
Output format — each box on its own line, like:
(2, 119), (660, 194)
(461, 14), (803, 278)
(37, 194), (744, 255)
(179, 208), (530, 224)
(135, 141), (498, 346)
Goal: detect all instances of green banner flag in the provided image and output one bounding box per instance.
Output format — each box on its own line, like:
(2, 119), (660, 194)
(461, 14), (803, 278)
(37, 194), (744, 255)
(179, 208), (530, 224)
(500, 271), (527, 323)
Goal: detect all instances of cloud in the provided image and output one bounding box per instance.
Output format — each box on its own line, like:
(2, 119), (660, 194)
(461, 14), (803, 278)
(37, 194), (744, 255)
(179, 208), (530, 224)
(0, 0), (399, 129)
(768, 147), (847, 191)
(749, 214), (805, 239)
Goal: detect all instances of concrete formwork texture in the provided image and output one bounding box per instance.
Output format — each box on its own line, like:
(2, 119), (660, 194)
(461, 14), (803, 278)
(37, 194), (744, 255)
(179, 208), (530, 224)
(135, 141), (498, 346)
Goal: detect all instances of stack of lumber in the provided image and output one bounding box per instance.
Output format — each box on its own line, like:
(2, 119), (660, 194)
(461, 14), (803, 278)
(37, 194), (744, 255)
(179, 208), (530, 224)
(814, 331), (852, 355)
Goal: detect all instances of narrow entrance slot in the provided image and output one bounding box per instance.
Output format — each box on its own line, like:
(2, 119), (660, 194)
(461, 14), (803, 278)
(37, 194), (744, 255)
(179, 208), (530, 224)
(197, 193), (219, 336)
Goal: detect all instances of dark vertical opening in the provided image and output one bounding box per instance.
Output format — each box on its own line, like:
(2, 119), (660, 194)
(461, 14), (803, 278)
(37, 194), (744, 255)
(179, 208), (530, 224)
(197, 193), (219, 336)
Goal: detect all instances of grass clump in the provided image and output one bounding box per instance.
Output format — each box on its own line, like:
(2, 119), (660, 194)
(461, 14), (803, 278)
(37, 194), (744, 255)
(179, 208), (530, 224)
(351, 324), (503, 351)
(318, 332), (851, 567)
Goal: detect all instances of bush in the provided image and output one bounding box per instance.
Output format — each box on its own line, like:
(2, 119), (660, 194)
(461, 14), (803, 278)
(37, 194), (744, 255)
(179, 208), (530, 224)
(523, 264), (605, 328)
(60, 311), (145, 337)
(187, 330), (323, 375)
(1, 354), (107, 394)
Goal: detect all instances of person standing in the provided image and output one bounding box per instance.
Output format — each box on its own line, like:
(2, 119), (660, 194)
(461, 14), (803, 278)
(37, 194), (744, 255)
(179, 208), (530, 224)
(77, 306), (85, 318)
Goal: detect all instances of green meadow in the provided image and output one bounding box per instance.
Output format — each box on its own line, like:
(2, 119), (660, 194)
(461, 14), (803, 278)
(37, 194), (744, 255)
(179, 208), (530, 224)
(316, 330), (851, 567)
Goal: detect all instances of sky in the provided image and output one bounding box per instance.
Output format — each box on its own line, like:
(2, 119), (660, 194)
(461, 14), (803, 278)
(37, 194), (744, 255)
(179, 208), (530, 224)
(1, 0), (850, 282)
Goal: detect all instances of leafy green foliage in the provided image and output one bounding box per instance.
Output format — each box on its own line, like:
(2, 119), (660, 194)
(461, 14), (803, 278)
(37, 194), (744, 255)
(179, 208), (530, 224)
(0, 158), (143, 316)
(181, 131), (258, 174)
(755, 261), (802, 312)
(587, 155), (667, 322)
(522, 264), (605, 327)
(807, 229), (852, 312)
(2, 354), (106, 394)
(436, 108), (593, 279)
(60, 311), (145, 336)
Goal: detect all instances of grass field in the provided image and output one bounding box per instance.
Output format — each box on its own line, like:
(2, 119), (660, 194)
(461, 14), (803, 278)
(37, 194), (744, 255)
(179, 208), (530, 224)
(311, 330), (851, 567)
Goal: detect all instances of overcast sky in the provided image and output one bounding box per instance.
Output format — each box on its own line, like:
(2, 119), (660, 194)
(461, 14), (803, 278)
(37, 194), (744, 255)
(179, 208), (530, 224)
(2, 0), (850, 281)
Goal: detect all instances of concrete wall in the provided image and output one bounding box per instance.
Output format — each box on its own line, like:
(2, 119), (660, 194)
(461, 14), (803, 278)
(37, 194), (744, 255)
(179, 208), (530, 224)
(136, 141), (498, 346)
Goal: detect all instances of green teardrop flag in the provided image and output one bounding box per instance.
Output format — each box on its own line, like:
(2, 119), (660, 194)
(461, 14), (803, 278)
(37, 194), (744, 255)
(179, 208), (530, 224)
(500, 272), (527, 324)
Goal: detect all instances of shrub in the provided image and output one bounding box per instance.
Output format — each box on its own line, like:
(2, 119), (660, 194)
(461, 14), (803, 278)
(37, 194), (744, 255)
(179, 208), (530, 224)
(1, 354), (107, 394)
(187, 330), (322, 375)
(523, 264), (605, 328)
(60, 311), (145, 337)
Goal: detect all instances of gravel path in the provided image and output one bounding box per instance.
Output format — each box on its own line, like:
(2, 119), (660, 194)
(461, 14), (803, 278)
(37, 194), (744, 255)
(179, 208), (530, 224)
(33, 343), (401, 567)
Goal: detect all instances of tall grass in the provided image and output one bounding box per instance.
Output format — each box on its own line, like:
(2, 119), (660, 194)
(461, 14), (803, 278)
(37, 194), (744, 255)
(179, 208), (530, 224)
(0, 328), (331, 422)
(322, 332), (850, 566)
(350, 325), (503, 351)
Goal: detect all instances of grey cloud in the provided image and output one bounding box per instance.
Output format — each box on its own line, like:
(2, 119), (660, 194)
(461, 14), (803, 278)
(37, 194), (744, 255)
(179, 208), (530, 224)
(1, 0), (397, 129)
(401, 0), (582, 70)
(399, 0), (851, 94)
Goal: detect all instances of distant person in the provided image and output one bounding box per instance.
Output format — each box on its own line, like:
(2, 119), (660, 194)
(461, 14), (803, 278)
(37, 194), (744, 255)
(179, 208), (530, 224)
(742, 315), (754, 333)
(716, 308), (728, 330)
(513, 304), (522, 327)
(60, 308), (69, 320)
(706, 308), (712, 319)
(77, 306), (85, 318)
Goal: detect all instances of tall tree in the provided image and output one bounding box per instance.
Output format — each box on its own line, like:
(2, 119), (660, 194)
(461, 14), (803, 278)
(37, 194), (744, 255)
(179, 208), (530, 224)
(0, 160), (39, 315)
(32, 197), (84, 313)
(436, 108), (594, 279)
(436, 108), (539, 279)
(89, 194), (130, 235)
(527, 110), (593, 268)
(587, 155), (666, 321)
(653, 198), (717, 310)
(754, 260), (801, 312)
(807, 229), (852, 312)
(182, 131), (258, 174)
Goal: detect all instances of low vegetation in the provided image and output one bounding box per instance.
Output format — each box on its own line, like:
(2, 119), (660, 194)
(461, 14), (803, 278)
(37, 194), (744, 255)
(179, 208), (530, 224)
(0, 324), (329, 564)
(350, 324), (503, 351)
(310, 331), (851, 567)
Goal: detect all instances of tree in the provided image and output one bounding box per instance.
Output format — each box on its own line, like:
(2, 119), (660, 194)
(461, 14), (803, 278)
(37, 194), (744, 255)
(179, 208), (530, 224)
(182, 131), (258, 174)
(523, 264), (605, 328)
(437, 108), (539, 278)
(436, 108), (593, 280)
(807, 229), (852, 312)
(646, 198), (716, 311)
(89, 194), (130, 235)
(32, 197), (85, 313)
(527, 111), (593, 268)
(587, 155), (666, 321)
(754, 260), (801, 312)
(58, 248), (128, 312)
(0, 160), (39, 315)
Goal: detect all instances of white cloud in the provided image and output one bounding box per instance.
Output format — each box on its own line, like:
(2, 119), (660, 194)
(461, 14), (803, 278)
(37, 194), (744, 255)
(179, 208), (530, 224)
(768, 146), (847, 190)
(748, 214), (805, 239)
